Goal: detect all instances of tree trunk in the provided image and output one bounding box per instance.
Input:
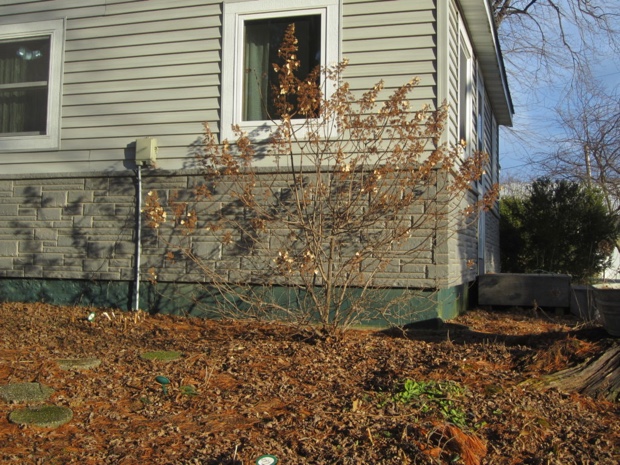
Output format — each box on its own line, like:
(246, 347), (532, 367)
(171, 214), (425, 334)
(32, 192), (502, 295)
(537, 344), (620, 402)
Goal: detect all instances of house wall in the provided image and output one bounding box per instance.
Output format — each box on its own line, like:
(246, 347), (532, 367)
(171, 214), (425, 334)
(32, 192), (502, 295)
(138, 171), (447, 288)
(442, 0), (481, 284)
(483, 106), (501, 274)
(445, 0), (460, 144)
(441, 0), (502, 280)
(0, 168), (455, 318)
(0, 0), (504, 319)
(343, 0), (436, 102)
(0, 0), (220, 174)
(0, 173), (136, 281)
(485, 208), (501, 272)
(0, 0), (439, 175)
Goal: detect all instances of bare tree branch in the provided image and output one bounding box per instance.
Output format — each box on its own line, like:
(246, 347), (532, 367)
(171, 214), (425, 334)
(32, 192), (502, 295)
(494, 0), (620, 83)
(537, 79), (620, 215)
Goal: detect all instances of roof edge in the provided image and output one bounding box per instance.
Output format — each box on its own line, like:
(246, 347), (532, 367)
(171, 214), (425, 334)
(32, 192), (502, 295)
(460, 0), (514, 126)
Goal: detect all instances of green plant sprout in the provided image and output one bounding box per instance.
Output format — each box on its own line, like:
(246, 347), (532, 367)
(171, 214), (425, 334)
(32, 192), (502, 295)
(155, 376), (170, 395)
(390, 379), (469, 427)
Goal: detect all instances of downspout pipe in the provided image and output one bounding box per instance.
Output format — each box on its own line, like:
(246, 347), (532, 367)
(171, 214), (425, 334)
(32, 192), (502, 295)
(133, 164), (143, 311)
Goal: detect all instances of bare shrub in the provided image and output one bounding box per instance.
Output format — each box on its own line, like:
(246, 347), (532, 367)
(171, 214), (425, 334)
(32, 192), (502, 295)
(145, 25), (496, 333)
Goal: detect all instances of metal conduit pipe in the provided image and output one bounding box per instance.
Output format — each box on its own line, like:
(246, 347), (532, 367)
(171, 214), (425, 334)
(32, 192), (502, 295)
(133, 165), (142, 311)
(132, 137), (157, 312)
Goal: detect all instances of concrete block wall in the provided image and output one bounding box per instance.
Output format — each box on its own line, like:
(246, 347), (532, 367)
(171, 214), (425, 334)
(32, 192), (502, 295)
(0, 174), (136, 281)
(140, 170), (447, 290)
(485, 208), (501, 273)
(445, 189), (480, 285)
(0, 169), (476, 299)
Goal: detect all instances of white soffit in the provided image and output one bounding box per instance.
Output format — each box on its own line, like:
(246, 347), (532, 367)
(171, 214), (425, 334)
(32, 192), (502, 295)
(460, 0), (514, 126)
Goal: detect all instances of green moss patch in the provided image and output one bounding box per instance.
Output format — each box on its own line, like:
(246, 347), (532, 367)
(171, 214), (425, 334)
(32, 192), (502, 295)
(56, 357), (102, 370)
(140, 350), (183, 362)
(0, 383), (55, 403)
(9, 405), (73, 428)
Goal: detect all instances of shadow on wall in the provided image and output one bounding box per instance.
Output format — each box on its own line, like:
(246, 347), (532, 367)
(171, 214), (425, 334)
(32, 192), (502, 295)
(4, 177), (137, 310)
(184, 131), (274, 171)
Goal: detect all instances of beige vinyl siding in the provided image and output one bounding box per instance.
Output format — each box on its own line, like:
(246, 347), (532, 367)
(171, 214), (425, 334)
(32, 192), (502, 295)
(446, 0), (480, 284)
(471, 58), (479, 149)
(485, 106), (501, 274)
(0, 0), (52, 7)
(103, 0), (214, 13)
(343, 0), (437, 109)
(0, 0), (491, 177)
(479, 91), (495, 189)
(446, 0), (460, 145)
(62, 1), (220, 169)
(0, 0), (221, 174)
(0, 0), (444, 174)
(0, 0), (106, 24)
(483, 93), (494, 157)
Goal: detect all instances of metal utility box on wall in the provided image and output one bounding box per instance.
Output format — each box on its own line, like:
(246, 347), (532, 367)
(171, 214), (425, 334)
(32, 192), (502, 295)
(135, 137), (157, 166)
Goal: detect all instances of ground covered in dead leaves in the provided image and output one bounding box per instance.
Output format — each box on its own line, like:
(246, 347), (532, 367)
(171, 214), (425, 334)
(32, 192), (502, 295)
(0, 302), (618, 464)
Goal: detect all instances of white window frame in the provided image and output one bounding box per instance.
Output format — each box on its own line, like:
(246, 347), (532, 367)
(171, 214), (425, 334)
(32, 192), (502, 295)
(0, 19), (65, 152)
(221, 0), (340, 142)
(491, 114), (499, 182)
(476, 75), (485, 153)
(457, 21), (473, 156)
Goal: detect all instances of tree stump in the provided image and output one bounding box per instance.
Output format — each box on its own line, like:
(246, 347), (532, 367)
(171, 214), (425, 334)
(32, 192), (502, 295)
(536, 344), (620, 402)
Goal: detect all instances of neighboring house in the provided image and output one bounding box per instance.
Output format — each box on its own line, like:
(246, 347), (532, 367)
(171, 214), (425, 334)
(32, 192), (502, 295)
(0, 0), (512, 321)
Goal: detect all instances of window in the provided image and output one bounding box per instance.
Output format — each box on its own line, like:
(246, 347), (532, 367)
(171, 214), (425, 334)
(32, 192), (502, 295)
(221, 0), (340, 141)
(0, 19), (64, 152)
(476, 76), (485, 153)
(458, 30), (473, 151)
(243, 14), (321, 121)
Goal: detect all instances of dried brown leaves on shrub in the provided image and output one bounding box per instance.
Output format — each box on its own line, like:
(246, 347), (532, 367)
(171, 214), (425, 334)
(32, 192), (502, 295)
(144, 25), (498, 332)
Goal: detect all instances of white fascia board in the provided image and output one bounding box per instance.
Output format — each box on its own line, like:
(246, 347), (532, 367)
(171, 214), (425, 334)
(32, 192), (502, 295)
(459, 0), (513, 126)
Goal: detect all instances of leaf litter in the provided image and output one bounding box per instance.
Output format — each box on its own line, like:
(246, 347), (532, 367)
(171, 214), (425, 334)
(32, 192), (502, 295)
(0, 302), (618, 464)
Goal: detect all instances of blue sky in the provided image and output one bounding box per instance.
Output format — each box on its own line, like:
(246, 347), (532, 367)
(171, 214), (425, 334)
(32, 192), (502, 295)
(499, 38), (620, 181)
